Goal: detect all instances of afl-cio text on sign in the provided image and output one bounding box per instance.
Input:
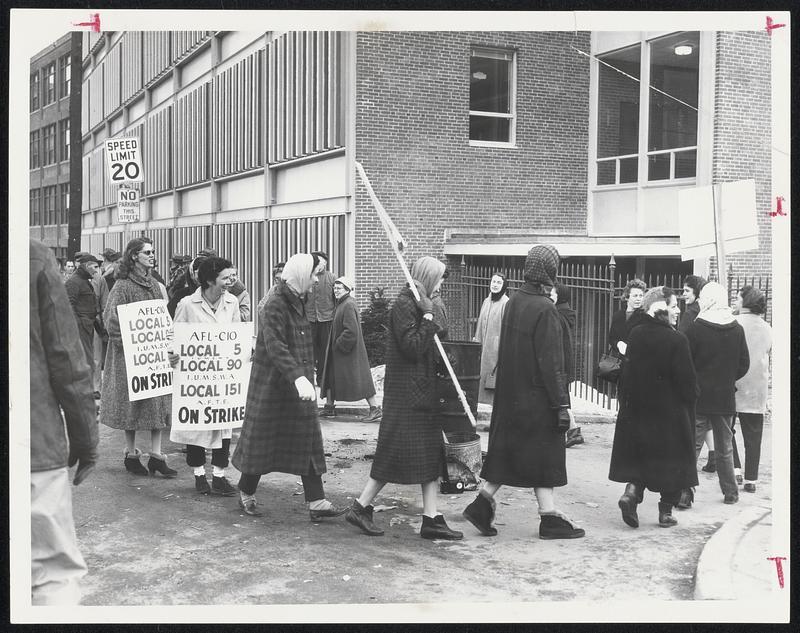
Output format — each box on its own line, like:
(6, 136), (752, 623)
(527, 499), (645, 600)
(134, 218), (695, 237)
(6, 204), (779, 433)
(105, 137), (144, 183)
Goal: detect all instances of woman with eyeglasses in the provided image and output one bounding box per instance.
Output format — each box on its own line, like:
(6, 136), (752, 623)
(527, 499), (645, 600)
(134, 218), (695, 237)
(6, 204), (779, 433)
(100, 237), (177, 478)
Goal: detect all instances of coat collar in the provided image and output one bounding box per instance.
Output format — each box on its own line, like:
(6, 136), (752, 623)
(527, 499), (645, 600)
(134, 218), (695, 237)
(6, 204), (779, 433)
(189, 287), (236, 318)
(277, 281), (306, 317)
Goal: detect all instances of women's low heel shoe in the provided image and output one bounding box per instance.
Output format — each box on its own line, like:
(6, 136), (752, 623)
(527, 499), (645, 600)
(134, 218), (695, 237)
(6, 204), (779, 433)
(147, 455), (178, 478)
(345, 500), (384, 536)
(539, 513), (585, 539)
(462, 494), (498, 536)
(124, 449), (149, 476)
(743, 483), (756, 493)
(420, 515), (463, 540)
(658, 502), (678, 527)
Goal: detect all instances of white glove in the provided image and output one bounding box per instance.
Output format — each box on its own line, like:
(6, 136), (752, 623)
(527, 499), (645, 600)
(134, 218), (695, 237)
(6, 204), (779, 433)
(294, 375), (317, 401)
(616, 341), (627, 355)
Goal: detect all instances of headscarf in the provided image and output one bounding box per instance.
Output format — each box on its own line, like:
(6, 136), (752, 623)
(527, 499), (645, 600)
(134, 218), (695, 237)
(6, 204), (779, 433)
(697, 281), (735, 325)
(335, 276), (354, 292)
(523, 244), (560, 287)
(281, 253), (315, 296)
(410, 256), (446, 298)
(490, 273), (508, 302)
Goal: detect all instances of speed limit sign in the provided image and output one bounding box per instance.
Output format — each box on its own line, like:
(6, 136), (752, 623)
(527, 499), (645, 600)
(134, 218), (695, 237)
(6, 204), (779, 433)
(104, 137), (144, 183)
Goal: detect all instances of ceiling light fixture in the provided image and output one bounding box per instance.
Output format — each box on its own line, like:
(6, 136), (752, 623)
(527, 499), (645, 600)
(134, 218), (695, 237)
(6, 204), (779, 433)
(674, 44), (693, 56)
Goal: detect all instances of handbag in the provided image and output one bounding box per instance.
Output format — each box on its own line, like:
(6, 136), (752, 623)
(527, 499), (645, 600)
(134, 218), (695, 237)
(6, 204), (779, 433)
(597, 347), (622, 383)
(485, 365), (498, 389)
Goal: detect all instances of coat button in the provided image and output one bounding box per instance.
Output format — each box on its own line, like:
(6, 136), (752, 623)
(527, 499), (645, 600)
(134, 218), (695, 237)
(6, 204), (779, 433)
(439, 398), (446, 404)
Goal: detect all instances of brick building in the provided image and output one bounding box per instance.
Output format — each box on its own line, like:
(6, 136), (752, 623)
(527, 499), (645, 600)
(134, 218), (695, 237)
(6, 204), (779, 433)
(67, 29), (772, 310)
(29, 32), (82, 262)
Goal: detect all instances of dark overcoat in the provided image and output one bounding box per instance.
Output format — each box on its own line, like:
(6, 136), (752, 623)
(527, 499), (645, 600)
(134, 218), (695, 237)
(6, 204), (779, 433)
(231, 281), (326, 476)
(480, 283), (570, 488)
(65, 267), (99, 367)
(320, 294), (376, 402)
(370, 288), (443, 484)
(608, 307), (646, 350)
(608, 316), (699, 491)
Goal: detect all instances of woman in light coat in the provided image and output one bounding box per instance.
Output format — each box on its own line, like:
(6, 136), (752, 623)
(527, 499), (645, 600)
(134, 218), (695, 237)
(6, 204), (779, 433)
(473, 273), (509, 405)
(731, 286), (772, 493)
(169, 257), (241, 496)
(101, 237), (176, 477)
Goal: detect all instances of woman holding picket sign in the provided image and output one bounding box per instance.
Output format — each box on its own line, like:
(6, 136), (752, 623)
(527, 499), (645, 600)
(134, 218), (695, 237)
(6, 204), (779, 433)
(168, 256), (241, 496)
(101, 237), (176, 477)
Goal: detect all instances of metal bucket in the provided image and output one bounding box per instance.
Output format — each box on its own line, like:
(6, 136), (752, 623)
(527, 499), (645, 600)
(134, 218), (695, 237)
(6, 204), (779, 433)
(441, 432), (482, 493)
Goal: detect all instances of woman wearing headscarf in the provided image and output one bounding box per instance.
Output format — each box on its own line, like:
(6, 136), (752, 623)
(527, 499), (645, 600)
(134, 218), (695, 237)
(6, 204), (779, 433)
(462, 245), (584, 540)
(101, 237), (176, 477)
(320, 276), (382, 423)
(346, 256), (462, 540)
(231, 253), (346, 521)
(473, 273), (509, 405)
(685, 281), (750, 504)
(731, 286), (772, 494)
(609, 287), (699, 528)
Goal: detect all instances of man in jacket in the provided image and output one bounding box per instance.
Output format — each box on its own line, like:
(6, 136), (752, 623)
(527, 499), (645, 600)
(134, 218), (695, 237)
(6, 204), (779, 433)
(65, 253), (103, 390)
(30, 239), (99, 604)
(307, 251), (336, 415)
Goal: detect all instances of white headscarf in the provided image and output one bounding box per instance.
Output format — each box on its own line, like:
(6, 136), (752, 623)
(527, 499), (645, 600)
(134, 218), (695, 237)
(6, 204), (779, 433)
(280, 253), (315, 296)
(697, 281), (735, 325)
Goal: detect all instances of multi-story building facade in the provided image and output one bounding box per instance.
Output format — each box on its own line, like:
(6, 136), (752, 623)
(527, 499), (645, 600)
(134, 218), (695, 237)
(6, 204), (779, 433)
(29, 32), (82, 261)
(76, 29), (772, 308)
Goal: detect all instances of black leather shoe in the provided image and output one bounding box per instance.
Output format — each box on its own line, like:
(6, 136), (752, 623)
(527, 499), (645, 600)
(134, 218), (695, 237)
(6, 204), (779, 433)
(701, 451), (716, 473)
(124, 451), (148, 476)
(195, 475), (211, 494)
(420, 515), (463, 540)
(345, 500), (384, 536)
(618, 483), (641, 528)
(309, 504), (348, 522)
(462, 494), (498, 536)
(539, 514), (586, 539)
(211, 476), (236, 496)
(238, 496), (264, 516)
(147, 456), (178, 478)
(658, 502), (678, 527)
(723, 493), (739, 504)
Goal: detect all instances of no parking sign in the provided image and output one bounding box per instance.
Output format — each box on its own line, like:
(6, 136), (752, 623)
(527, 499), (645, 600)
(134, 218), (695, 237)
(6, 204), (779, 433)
(105, 136), (144, 183)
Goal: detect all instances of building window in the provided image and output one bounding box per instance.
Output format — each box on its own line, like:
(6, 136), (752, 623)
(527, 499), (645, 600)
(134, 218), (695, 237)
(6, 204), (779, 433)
(30, 188), (41, 225)
(595, 31), (699, 186)
(30, 130), (40, 168)
(469, 47), (516, 146)
(42, 123), (57, 165)
(59, 53), (71, 99)
(43, 62), (56, 106)
(59, 183), (70, 225)
(30, 72), (40, 111)
(59, 119), (70, 162)
(43, 185), (57, 225)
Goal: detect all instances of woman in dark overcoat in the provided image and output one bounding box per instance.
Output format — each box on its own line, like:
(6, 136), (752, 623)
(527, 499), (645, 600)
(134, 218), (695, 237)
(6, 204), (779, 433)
(463, 245), (585, 541)
(320, 276), (382, 422)
(609, 286), (699, 528)
(345, 256), (463, 540)
(231, 253), (346, 521)
(101, 237), (176, 478)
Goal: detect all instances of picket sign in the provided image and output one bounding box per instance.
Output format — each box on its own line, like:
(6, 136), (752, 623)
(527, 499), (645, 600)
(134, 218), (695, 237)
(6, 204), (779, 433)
(117, 300), (173, 401)
(355, 161), (477, 434)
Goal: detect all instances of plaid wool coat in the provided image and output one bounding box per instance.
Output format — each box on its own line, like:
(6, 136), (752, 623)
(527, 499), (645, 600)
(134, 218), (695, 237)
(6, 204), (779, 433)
(370, 288), (444, 484)
(231, 281), (326, 476)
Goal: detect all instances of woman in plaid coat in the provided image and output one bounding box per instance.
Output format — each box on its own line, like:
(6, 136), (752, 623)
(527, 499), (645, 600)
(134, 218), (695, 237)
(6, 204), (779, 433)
(231, 253), (346, 522)
(345, 256), (463, 540)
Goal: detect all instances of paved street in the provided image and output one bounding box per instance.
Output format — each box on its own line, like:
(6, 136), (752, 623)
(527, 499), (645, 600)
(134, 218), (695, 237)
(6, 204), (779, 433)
(72, 414), (773, 605)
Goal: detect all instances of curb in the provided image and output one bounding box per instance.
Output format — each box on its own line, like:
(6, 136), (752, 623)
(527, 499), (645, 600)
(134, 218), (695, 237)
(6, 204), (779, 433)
(693, 504), (772, 600)
(321, 406), (617, 425)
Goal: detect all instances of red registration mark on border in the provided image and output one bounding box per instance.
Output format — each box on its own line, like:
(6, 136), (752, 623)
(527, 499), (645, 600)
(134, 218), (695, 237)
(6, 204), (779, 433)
(767, 556), (787, 588)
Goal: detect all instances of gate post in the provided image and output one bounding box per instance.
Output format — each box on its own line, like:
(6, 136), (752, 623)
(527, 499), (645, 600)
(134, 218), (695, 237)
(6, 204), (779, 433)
(608, 253), (617, 322)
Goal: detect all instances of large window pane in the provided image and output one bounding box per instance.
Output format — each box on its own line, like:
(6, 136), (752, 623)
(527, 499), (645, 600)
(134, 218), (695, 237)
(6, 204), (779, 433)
(469, 116), (510, 143)
(648, 32), (699, 154)
(470, 53), (510, 114)
(674, 148), (697, 179)
(597, 44), (640, 160)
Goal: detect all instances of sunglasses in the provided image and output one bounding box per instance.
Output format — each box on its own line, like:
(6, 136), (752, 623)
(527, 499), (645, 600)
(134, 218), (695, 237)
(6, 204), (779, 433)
(139, 250), (155, 255)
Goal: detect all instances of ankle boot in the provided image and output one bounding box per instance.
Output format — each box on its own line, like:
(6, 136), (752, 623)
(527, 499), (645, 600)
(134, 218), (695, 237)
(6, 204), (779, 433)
(658, 502), (678, 527)
(147, 454), (178, 478)
(345, 500), (384, 536)
(676, 487), (694, 510)
(539, 513), (586, 539)
(618, 483), (641, 528)
(124, 449), (148, 476)
(462, 493), (498, 536)
(420, 515), (463, 540)
(702, 450), (716, 473)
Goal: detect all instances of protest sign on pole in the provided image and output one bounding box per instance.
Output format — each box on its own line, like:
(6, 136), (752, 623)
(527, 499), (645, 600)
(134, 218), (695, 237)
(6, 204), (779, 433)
(117, 300), (173, 401)
(171, 322), (253, 431)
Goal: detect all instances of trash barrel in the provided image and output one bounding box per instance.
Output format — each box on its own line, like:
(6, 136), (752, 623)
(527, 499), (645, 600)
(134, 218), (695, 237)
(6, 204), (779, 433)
(434, 340), (481, 436)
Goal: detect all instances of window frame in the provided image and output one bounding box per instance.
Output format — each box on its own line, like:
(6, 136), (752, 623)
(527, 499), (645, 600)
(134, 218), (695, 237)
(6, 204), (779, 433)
(59, 53), (71, 99)
(30, 72), (40, 111)
(468, 46), (517, 149)
(43, 185), (57, 225)
(30, 130), (41, 169)
(42, 123), (57, 165)
(30, 188), (41, 226)
(59, 119), (70, 162)
(59, 183), (70, 225)
(43, 62), (56, 106)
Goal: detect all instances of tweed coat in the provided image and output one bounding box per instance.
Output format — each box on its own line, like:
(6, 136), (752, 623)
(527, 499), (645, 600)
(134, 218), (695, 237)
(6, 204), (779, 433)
(370, 288), (444, 484)
(734, 312), (772, 413)
(170, 287), (241, 448)
(320, 294), (376, 402)
(480, 282), (570, 488)
(100, 272), (171, 431)
(231, 280), (326, 476)
(608, 316), (700, 492)
(473, 294), (508, 404)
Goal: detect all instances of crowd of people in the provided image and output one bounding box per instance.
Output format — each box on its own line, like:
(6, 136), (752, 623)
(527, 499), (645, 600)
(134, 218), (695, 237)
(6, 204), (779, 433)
(33, 236), (772, 603)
